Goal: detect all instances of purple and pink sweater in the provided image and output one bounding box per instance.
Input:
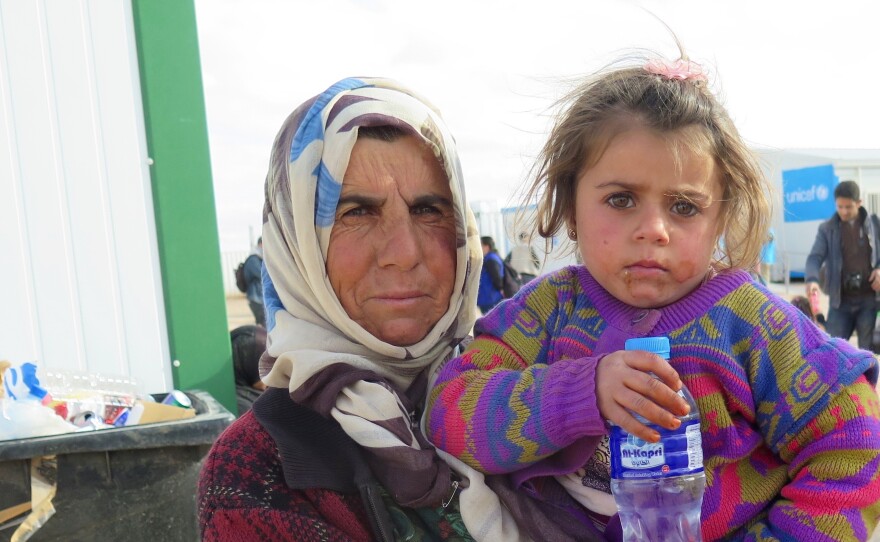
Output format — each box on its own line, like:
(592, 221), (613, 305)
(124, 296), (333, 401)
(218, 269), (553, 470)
(426, 266), (880, 540)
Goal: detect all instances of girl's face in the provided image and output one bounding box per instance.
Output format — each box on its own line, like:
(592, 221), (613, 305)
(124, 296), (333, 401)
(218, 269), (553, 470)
(573, 127), (723, 308)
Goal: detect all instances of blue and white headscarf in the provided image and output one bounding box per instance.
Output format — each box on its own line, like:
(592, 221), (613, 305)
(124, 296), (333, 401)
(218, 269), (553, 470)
(260, 77), (480, 389)
(259, 78), (526, 540)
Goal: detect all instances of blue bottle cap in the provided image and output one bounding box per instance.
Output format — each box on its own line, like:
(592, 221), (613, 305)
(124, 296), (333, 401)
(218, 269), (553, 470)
(624, 337), (670, 359)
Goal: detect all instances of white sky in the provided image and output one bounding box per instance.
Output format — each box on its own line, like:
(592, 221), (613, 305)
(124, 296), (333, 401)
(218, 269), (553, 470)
(194, 0), (880, 252)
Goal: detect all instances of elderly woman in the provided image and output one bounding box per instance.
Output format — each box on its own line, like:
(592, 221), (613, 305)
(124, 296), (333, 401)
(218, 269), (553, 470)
(198, 79), (530, 541)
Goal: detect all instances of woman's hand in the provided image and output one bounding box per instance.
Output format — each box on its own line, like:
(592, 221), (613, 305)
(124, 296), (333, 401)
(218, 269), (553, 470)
(596, 350), (690, 443)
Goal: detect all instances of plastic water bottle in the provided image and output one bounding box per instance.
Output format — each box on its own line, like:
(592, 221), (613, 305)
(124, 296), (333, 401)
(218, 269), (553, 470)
(609, 337), (705, 542)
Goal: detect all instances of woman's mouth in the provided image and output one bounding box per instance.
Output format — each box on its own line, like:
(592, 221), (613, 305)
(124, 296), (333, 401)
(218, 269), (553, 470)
(373, 291), (428, 306)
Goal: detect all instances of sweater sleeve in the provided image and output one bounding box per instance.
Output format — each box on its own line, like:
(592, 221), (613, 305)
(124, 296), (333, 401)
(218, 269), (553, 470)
(741, 375), (880, 541)
(425, 276), (607, 474)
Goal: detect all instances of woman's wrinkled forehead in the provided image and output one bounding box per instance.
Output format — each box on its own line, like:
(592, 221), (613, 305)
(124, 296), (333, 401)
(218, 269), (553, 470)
(323, 131), (449, 221)
(276, 83), (463, 260)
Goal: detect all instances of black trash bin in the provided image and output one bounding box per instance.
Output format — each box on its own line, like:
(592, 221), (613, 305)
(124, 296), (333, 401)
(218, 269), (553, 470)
(0, 390), (234, 542)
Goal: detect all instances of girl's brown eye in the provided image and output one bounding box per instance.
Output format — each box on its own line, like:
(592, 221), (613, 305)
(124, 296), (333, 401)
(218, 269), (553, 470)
(672, 200), (699, 217)
(607, 193), (634, 209)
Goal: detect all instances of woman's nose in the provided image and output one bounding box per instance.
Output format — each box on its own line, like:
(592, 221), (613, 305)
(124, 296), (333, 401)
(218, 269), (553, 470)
(377, 216), (421, 269)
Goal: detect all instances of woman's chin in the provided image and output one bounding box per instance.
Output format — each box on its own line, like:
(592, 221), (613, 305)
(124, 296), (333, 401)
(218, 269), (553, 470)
(370, 320), (432, 347)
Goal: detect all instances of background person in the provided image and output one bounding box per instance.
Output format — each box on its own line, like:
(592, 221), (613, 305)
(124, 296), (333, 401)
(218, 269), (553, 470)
(198, 78), (525, 541)
(477, 236), (504, 314)
(805, 180), (880, 351)
(426, 53), (880, 540)
(505, 231), (541, 284)
(789, 295), (826, 330)
(230, 324), (267, 415)
(243, 237), (265, 326)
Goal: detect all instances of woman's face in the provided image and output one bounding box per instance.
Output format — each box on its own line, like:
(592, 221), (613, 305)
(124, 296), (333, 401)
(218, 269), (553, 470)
(326, 135), (457, 346)
(573, 127), (723, 308)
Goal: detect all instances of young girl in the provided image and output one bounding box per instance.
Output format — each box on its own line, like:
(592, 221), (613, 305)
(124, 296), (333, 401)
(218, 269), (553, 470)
(425, 54), (880, 541)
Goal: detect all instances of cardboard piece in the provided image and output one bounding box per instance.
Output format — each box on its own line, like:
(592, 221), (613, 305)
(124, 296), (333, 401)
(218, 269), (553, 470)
(0, 360), (10, 398)
(137, 401), (195, 424)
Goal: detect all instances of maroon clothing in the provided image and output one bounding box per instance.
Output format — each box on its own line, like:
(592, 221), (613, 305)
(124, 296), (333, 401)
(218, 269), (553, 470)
(200, 387), (479, 541)
(198, 389), (389, 541)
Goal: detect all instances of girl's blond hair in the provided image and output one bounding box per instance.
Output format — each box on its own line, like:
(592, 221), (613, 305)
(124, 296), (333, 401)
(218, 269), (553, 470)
(523, 54), (770, 271)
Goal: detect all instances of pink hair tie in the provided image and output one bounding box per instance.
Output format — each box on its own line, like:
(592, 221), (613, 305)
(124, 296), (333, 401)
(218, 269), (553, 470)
(644, 58), (707, 83)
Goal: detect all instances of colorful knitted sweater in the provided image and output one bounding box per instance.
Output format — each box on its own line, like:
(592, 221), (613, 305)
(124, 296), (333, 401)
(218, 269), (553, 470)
(426, 266), (880, 541)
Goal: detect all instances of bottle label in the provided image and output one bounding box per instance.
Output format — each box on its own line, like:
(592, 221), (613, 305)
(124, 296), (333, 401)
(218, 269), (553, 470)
(610, 418), (703, 479)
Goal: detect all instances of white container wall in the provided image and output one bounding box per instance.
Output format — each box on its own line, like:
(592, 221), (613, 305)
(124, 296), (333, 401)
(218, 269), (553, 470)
(0, 0), (172, 393)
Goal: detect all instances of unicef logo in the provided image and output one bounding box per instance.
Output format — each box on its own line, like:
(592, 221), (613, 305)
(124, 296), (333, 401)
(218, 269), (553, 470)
(786, 184), (830, 205)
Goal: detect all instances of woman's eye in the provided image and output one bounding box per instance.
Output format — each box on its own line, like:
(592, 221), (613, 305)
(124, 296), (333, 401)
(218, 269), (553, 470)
(341, 206), (369, 218)
(412, 205), (442, 216)
(672, 200), (699, 217)
(607, 193), (634, 209)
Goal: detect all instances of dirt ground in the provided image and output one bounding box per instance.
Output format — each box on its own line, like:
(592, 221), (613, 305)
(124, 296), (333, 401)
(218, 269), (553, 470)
(225, 293), (257, 331)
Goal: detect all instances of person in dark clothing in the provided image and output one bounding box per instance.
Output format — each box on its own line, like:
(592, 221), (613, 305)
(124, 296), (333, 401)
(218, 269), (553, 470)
(805, 180), (880, 350)
(242, 237), (265, 326)
(477, 236), (504, 314)
(230, 325), (267, 416)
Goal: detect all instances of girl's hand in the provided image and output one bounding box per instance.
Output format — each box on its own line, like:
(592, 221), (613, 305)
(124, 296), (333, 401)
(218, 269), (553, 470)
(596, 350), (690, 443)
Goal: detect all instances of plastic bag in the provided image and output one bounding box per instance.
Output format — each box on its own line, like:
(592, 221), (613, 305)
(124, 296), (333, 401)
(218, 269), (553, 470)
(0, 362), (77, 440)
(40, 369), (138, 426)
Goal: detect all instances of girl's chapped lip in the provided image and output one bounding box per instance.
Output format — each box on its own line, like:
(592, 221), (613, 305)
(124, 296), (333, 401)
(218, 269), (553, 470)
(628, 260), (667, 271)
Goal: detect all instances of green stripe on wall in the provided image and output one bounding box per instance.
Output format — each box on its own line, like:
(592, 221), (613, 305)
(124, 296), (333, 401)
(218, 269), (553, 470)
(131, 0), (235, 413)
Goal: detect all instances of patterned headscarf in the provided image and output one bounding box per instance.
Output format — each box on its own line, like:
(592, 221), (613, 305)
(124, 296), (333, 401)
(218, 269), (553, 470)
(259, 78), (526, 540)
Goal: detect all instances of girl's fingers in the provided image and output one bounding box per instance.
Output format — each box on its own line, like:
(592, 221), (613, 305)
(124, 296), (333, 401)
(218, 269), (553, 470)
(607, 405), (661, 443)
(597, 350), (691, 435)
(622, 352), (689, 417)
(616, 387), (682, 431)
(632, 369), (690, 417)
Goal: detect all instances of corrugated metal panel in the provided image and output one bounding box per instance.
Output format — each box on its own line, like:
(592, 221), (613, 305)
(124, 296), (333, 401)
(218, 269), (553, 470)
(0, 0), (171, 393)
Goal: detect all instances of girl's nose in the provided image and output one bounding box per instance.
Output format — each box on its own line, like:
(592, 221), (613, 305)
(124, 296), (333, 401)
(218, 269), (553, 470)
(634, 209), (670, 245)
